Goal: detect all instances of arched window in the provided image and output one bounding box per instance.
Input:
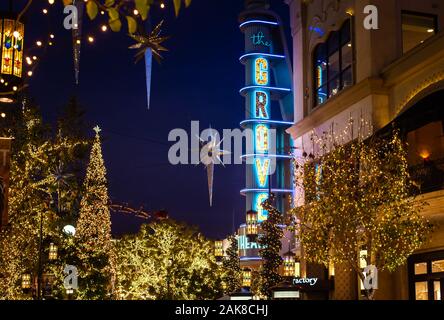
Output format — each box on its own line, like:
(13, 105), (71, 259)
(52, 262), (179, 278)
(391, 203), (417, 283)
(313, 19), (353, 107)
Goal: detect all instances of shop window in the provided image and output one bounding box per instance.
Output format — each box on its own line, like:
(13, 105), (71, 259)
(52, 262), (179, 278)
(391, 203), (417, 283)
(402, 11), (438, 53)
(313, 19), (353, 108)
(414, 262), (427, 275)
(432, 260), (444, 273)
(409, 251), (444, 300)
(415, 282), (428, 300)
(434, 281), (442, 300)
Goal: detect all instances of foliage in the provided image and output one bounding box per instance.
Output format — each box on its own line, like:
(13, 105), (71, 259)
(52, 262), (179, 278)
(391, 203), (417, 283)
(258, 194), (283, 298)
(0, 101), (89, 299)
(114, 220), (223, 300)
(221, 234), (241, 295)
(62, 0), (192, 61)
(291, 128), (433, 299)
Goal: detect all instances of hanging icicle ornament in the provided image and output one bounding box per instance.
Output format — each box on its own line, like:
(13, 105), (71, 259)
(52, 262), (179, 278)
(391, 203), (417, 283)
(198, 132), (230, 207)
(72, 0), (84, 84)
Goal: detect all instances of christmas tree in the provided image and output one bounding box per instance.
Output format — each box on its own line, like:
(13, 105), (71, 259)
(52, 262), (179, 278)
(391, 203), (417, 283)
(114, 220), (223, 300)
(75, 126), (113, 299)
(258, 193), (283, 298)
(222, 234), (242, 294)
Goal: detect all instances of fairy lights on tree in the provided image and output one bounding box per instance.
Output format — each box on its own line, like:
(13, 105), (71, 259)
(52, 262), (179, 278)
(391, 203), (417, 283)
(0, 103), (88, 299)
(258, 193), (283, 298)
(291, 119), (433, 299)
(75, 126), (114, 299)
(114, 220), (223, 300)
(221, 234), (242, 295)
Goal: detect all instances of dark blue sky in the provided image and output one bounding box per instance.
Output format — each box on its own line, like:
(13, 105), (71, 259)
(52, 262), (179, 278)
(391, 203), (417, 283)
(9, 0), (291, 239)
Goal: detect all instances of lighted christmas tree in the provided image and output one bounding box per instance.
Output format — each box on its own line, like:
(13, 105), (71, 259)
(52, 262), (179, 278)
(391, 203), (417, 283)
(292, 126), (433, 299)
(114, 220), (223, 300)
(258, 193), (283, 298)
(222, 234), (242, 294)
(75, 126), (113, 299)
(0, 103), (88, 299)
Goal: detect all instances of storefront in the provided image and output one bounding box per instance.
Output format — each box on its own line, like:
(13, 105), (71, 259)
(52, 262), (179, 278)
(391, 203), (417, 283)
(408, 251), (444, 300)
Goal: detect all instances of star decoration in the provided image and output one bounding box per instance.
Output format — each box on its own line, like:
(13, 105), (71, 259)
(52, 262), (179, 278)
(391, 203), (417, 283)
(198, 132), (230, 207)
(129, 20), (169, 64)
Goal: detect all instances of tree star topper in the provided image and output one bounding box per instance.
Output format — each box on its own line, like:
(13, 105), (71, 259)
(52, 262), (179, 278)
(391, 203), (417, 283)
(93, 125), (102, 134)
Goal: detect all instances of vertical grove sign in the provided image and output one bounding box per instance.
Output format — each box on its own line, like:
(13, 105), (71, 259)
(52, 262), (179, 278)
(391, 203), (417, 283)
(239, 15), (293, 223)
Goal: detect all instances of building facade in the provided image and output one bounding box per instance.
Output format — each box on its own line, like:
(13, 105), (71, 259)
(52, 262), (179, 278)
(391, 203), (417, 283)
(287, 0), (444, 300)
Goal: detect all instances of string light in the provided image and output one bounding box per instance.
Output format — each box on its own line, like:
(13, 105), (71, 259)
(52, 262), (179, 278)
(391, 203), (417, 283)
(290, 122), (432, 296)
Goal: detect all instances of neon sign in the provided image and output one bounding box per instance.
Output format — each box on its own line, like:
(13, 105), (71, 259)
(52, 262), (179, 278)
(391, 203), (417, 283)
(255, 193), (269, 222)
(255, 124), (269, 153)
(238, 234), (261, 250)
(255, 58), (269, 85)
(255, 158), (270, 187)
(251, 31), (271, 47)
(255, 91), (269, 119)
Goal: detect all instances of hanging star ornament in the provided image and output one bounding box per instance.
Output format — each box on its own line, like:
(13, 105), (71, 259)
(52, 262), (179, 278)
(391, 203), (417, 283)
(129, 20), (169, 64)
(198, 132), (230, 207)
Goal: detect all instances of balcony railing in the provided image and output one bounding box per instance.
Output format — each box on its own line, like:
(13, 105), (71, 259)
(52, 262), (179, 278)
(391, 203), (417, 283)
(409, 158), (444, 194)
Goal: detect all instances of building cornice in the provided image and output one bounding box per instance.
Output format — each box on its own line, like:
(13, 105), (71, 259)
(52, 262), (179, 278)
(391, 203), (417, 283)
(287, 77), (387, 139)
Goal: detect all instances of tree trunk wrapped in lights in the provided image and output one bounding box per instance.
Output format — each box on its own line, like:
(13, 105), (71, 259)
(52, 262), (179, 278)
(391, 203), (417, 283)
(222, 234), (242, 295)
(258, 193), (283, 298)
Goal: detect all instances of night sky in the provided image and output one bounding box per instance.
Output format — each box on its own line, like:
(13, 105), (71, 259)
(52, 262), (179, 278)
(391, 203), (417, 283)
(8, 0), (291, 239)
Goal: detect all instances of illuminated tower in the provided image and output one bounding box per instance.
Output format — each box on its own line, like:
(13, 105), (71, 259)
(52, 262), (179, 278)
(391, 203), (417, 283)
(238, 0), (294, 263)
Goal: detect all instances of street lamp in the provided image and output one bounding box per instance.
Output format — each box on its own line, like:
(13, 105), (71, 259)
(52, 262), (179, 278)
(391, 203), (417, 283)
(214, 240), (224, 264)
(245, 210), (258, 241)
(283, 250), (295, 278)
(48, 243), (58, 260)
(242, 268), (252, 288)
(21, 273), (31, 292)
(0, 9), (25, 104)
